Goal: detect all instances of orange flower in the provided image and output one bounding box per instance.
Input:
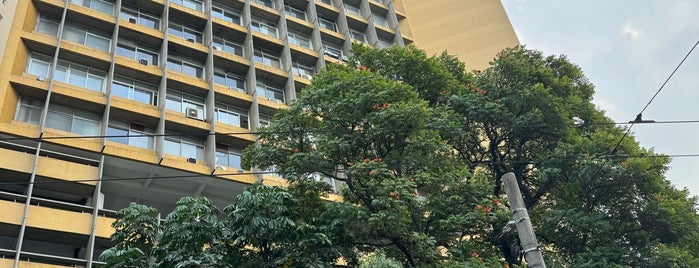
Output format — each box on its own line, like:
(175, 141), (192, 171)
(475, 205), (482, 210)
(293, 148), (299, 153)
(374, 157), (382, 162)
(363, 158), (371, 163)
(369, 170), (378, 176)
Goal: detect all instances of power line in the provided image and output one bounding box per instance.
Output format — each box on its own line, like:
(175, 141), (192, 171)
(610, 40), (699, 155)
(3, 119), (699, 143)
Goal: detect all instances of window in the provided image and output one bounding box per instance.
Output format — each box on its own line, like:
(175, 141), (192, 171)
(107, 120), (154, 149)
(27, 53), (52, 79)
(62, 24), (111, 51)
(69, 0), (115, 15)
(259, 113), (272, 127)
(168, 20), (203, 43)
(216, 144), (242, 169)
(167, 54), (204, 78)
(120, 5), (160, 29)
(215, 103), (249, 128)
(165, 89), (205, 119)
(376, 37), (393, 48)
(212, 2), (241, 24)
(253, 48), (281, 68)
(287, 30), (312, 49)
(349, 29), (366, 43)
(54, 59), (107, 91)
(17, 98), (102, 136)
(322, 42), (343, 59)
(212, 35), (243, 56)
(292, 60), (315, 77)
(372, 12), (389, 28)
(319, 0), (333, 6)
(251, 17), (278, 38)
(318, 17), (337, 32)
(171, 0), (203, 12)
(36, 15), (59, 36)
(111, 75), (158, 105)
(284, 4), (306, 20)
(116, 39), (159, 65)
(252, 0), (274, 9)
(343, 3), (361, 17)
(213, 70), (246, 92)
(256, 81), (284, 103)
(164, 134), (205, 160)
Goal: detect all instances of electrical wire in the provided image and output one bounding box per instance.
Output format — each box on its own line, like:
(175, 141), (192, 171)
(609, 40), (699, 155)
(2, 119), (699, 142)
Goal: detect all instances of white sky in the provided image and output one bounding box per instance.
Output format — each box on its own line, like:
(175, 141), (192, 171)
(501, 0), (699, 197)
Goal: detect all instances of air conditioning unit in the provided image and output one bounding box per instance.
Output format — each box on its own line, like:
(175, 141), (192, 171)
(229, 86), (245, 93)
(186, 38), (195, 43)
(340, 55), (349, 62)
(300, 73), (313, 80)
(323, 50), (340, 59)
(139, 58), (149, 65)
(36, 76), (45, 82)
(128, 17), (137, 23)
(273, 99), (284, 104)
(187, 157), (197, 163)
(185, 107), (203, 120)
(213, 45), (222, 51)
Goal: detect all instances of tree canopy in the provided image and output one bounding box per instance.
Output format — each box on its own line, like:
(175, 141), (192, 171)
(102, 45), (699, 267)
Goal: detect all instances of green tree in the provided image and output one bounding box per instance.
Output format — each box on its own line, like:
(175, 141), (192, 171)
(243, 58), (501, 266)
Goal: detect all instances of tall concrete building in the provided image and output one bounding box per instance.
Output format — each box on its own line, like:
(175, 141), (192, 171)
(0, 0), (517, 267)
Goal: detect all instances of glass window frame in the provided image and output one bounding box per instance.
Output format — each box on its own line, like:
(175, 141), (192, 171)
(211, 2), (242, 25)
(165, 89), (206, 118)
(284, 4), (307, 20)
(214, 102), (249, 129)
(53, 59), (107, 92)
(106, 120), (155, 149)
(256, 81), (285, 103)
(62, 23), (112, 51)
(253, 47), (281, 68)
(251, 16), (278, 38)
(164, 135), (206, 160)
(111, 75), (158, 105)
(287, 30), (313, 49)
(119, 4), (160, 30)
(115, 39), (159, 66)
(213, 69), (246, 91)
(167, 20), (203, 43)
(318, 17), (337, 32)
(167, 54), (205, 78)
(212, 35), (244, 56)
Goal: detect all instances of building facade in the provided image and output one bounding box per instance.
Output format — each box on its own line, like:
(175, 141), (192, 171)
(0, 0), (516, 267)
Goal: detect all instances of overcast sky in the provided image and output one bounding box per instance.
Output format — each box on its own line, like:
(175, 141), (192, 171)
(501, 0), (699, 197)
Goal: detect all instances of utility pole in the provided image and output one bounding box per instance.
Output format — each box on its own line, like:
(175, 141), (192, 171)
(502, 172), (546, 268)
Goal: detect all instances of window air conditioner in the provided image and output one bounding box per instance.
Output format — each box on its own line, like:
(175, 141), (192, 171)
(213, 45), (222, 51)
(323, 50), (340, 59)
(273, 99), (284, 104)
(139, 58), (149, 65)
(340, 55), (349, 62)
(36, 76), (45, 82)
(186, 38), (195, 43)
(300, 73), (313, 80)
(128, 17), (137, 24)
(185, 107), (202, 120)
(187, 157), (197, 163)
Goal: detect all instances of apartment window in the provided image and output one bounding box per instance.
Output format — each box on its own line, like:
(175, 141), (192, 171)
(107, 120), (155, 149)
(343, 3), (361, 17)
(253, 48), (281, 68)
(62, 24), (112, 51)
(17, 98), (102, 136)
(53, 59), (107, 91)
(35, 15), (59, 36)
(318, 17), (337, 32)
(165, 90), (205, 119)
(120, 5), (160, 29)
(69, 0), (115, 15)
(216, 144), (242, 169)
(319, 0), (333, 6)
(292, 61), (315, 77)
(213, 70), (246, 92)
(212, 36), (244, 56)
(349, 29), (366, 43)
(171, 0), (203, 12)
(256, 81), (284, 103)
(251, 17), (278, 38)
(164, 135), (205, 160)
(168, 20), (203, 43)
(259, 113), (272, 127)
(215, 103), (249, 129)
(116, 39), (159, 65)
(111, 75), (158, 105)
(376, 37), (393, 48)
(167, 55), (204, 78)
(252, 0), (274, 9)
(27, 53), (52, 79)
(212, 2), (242, 24)
(372, 12), (389, 28)
(322, 42), (343, 59)
(284, 4), (307, 20)
(287, 30), (312, 49)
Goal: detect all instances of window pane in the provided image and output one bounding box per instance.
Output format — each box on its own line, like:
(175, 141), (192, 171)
(86, 35), (110, 51)
(215, 151), (228, 166)
(165, 96), (182, 112)
(164, 139), (180, 156)
(54, 66), (68, 82)
(63, 27), (85, 44)
(133, 88), (153, 104)
(91, 0), (115, 15)
(228, 153), (241, 169)
(111, 82), (131, 99)
(87, 75), (104, 91)
(68, 68), (88, 88)
(181, 143), (197, 159)
(46, 112), (72, 132)
(116, 45), (136, 59)
(28, 60), (50, 77)
(17, 105), (42, 124)
(107, 126), (128, 144)
(129, 130), (152, 149)
(72, 118), (100, 136)
(37, 20), (59, 36)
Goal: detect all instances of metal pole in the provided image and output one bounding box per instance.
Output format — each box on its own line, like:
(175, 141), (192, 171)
(502, 172), (546, 268)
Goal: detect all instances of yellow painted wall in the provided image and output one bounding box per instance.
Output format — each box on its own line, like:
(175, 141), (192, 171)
(398, 0), (519, 70)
